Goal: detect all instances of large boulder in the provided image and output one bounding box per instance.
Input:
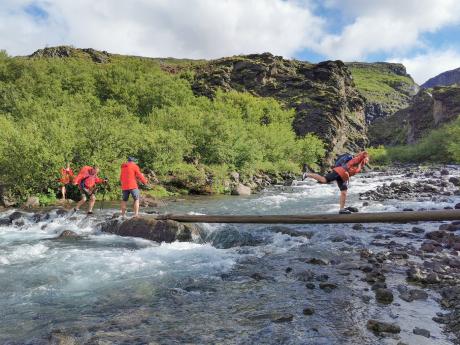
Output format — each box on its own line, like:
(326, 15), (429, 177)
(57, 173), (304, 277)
(100, 217), (197, 243)
(24, 196), (40, 208)
(231, 183), (251, 196)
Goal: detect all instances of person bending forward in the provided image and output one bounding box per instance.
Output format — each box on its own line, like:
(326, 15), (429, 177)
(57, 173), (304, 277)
(303, 152), (369, 214)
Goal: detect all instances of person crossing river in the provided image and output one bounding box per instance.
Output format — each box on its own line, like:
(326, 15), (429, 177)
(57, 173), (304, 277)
(120, 157), (148, 218)
(303, 151), (369, 214)
(73, 166), (107, 214)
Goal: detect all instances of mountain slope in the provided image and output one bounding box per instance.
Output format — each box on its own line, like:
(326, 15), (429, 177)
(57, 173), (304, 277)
(192, 53), (367, 165)
(347, 62), (419, 123)
(422, 67), (460, 88)
(369, 86), (460, 145)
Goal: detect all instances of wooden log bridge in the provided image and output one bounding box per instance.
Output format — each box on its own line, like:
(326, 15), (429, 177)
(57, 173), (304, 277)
(153, 209), (460, 224)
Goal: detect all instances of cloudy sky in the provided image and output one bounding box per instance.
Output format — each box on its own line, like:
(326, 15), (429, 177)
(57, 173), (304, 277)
(1, 0), (460, 84)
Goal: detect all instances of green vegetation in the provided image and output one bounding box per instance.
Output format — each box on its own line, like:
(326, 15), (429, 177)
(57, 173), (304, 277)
(0, 50), (325, 201)
(368, 116), (460, 165)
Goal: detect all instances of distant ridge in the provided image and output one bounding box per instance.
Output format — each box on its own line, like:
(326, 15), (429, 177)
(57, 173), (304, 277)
(422, 67), (460, 88)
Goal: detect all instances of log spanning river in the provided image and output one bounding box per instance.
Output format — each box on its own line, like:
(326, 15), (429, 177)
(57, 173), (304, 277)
(1, 166), (460, 344)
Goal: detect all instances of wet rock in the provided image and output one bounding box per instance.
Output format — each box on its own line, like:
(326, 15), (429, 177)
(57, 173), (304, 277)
(413, 327), (430, 338)
(360, 248), (373, 258)
(439, 223), (460, 232)
(375, 288), (393, 304)
(250, 272), (272, 281)
(440, 168), (450, 176)
(315, 274), (329, 282)
(295, 270), (315, 282)
(206, 227), (260, 249)
(303, 307), (315, 315)
(399, 289), (428, 302)
(362, 202), (369, 206)
(421, 240), (443, 253)
(49, 330), (77, 345)
(100, 217), (196, 243)
(306, 258), (329, 265)
(366, 320), (400, 334)
(9, 211), (26, 221)
(285, 267), (292, 273)
(56, 209), (69, 216)
(56, 230), (81, 240)
(346, 206), (359, 213)
(449, 177), (460, 186)
(272, 313), (294, 323)
(319, 283), (337, 292)
(329, 234), (347, 242)
(305, 283), (315, 289)
(371, 282), (387, 291)
(455, 202), (460, 209)
(270, 226), (313, 238)
(231, 183), (251, 196)
(23, 196), (40, 208)
(139, 196), (165, 208)
(403, 208), (414, 211)
(412, 226), (425, 234)
(352, 223), (364, 230)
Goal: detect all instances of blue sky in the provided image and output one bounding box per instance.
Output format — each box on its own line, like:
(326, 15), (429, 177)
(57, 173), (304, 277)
(1, 0), (460, 83)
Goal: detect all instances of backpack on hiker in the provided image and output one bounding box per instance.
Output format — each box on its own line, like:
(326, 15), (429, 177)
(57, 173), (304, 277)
(334, 153), (353, 169)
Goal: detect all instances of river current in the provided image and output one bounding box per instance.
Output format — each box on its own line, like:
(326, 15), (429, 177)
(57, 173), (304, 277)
(1, 168), (459, 344)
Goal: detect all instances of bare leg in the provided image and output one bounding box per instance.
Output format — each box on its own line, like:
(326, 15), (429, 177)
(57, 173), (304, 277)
(306, 173), (328, 184)
(339, 190), (347, 209)
(61, 186), (66, 200)
(75, 195), (86, 210)
(88, 195), (96, 213)
(133, 199), (140, 217)
(121, 200), (127, 217)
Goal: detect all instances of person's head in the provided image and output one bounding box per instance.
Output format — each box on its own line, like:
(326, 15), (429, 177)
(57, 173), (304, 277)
(128, 156), (138, 163)
(363, 151), (370, 164)
(89, 167), (99, 175)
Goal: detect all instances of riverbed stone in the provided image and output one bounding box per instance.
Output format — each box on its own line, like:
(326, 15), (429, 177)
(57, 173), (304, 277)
(366, 320), (400, 334)
(375, 288), (393, 304)
(56, 230), (82, 240)
(100, 217), (196, 243)
(231, 183), (251, 196)
(303, 307), (315, 315)
(413, 327), (430, 338)
(400, 289), (428, 302)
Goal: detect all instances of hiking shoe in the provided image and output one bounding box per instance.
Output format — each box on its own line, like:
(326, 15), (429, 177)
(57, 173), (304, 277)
(87, 211), (93, 215)
(339, 209), (352, 214)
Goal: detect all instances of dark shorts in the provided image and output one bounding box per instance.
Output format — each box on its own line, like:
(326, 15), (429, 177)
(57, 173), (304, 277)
(324, 171), (348, 191)
(122, 189), (140, 202)
(79, 187), (94, 198)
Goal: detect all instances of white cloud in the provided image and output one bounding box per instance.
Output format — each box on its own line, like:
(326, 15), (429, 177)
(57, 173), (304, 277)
(389, 49), (460, 85)
(0, 0), (325, 59)
(316, 0), (460, 60)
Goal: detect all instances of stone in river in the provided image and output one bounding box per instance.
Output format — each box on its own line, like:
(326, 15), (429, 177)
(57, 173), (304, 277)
(303, 307), (315, 315)
(413, 327), (430, 338)
(56, 230), (82, 240)
(367, 320), (400, 334)
(375, 288), (394, 304)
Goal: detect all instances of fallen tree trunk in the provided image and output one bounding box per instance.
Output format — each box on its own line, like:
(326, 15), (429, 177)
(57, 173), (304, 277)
(152, 209), (460, 224)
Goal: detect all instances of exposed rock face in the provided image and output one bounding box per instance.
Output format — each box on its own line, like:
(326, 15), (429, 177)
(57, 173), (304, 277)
(192, 53), (367, 166)
(369, 86), (460, 145)
(347, 62), (419, 123)
(29, 46), (111, 63)
(422, 67), (460, 88)
(231, 183), (251, 196)
(100, 217), (197, 243)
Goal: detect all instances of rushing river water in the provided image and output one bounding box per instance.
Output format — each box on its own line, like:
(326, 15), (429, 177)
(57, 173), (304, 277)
(1, 168), (459, 344)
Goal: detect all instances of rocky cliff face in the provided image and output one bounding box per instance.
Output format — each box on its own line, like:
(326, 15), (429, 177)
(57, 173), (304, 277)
(192, 53), (367, 166)
(347, 62), (419, 124)
(422, 67), (460, 88)
(369, 86), (460, 145)
(29, 46), (111, 63)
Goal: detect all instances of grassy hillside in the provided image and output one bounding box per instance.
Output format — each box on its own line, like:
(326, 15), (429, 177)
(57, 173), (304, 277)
(347, 62), (418, 122)
(0, 47), (325, 203)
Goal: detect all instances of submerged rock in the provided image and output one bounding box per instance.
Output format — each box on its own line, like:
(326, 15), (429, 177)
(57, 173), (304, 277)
(205, 227), (260, 249)
(100, 217), (197, 243)
(375, 288), (394, 304)
(413, 327), (430, 338)
(56, 230), (82, 240)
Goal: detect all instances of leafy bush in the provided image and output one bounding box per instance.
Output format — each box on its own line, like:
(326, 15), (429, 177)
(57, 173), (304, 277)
(0, 53), (325, 200)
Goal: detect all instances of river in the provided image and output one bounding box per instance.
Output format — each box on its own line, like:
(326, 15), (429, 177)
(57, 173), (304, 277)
(1, 167), (459, 344)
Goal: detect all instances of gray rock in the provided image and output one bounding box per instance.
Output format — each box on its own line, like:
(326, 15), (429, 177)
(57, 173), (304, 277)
(303, 307), (315, 315)
(400, 289), (428, 302)
(206, 227), (259, 249)
(305, 283), (315, 289)
(367, 319), (400, 334)
(412, 226), (425, 234)
(24, 196), (40, 208)
(375, 288), (394, 304)
(56, 230), (81, 240)
(413, 327), (430, 338)
(231, 183), (251, 196)
(319, 283), (337, 292)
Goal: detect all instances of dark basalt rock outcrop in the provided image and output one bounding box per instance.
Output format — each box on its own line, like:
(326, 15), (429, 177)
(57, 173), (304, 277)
(100, 217), (197, 243)
(370, 86), (460, 145)
(192, 53), (367, 166)
(29, 46), (111, 63)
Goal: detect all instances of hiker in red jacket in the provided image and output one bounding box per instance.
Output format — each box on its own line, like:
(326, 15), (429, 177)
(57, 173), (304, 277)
(59, 163), (74, 201)
(303, 152), (369, 214)
(120, 157), (148, 217)
(74, 166), (106, 214)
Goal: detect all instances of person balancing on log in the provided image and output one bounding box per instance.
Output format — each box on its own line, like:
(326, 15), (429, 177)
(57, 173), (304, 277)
(303, 151), (369, 214)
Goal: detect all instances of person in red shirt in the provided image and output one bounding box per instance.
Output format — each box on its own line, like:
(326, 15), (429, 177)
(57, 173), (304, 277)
(120, 157), (148, 217)
(59, 163), (74, 201)
(74, 166), (106, 214)
(303, 152), (369, 214)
